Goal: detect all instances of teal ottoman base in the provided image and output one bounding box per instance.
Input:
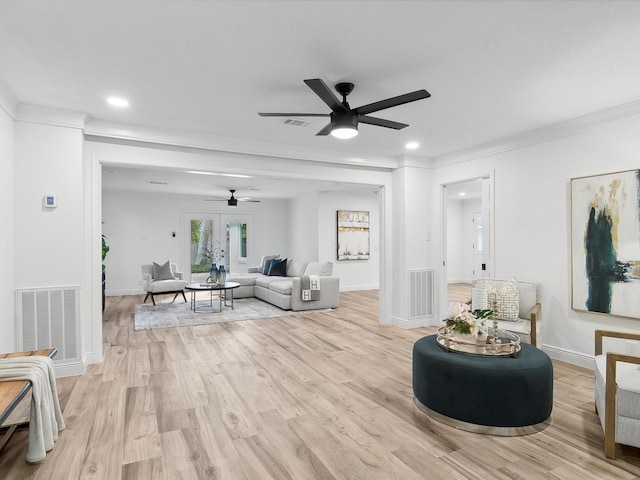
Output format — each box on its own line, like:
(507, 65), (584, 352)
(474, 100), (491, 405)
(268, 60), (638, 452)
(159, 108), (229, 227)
(412, 335), (553, 436)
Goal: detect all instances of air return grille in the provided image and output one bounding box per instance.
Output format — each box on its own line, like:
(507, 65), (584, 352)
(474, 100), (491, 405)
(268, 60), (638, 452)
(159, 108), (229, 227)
(16, 286), (80, 363)
(409, 269), (434, 318)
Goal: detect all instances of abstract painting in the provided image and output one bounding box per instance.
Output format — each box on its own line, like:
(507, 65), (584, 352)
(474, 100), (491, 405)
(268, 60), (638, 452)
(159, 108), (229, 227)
(571, 170), (640, 318)
(337, 210), (370, 261)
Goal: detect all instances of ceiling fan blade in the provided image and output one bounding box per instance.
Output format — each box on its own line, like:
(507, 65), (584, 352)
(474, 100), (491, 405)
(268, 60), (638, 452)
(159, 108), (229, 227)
(258, 112), (330, 117)
(359, 115), (409, 130)
(238, 198), (260, 203)
(354, 89), (431, 116)
(316, 123), (332, 136)
(304, 79), (347, 112)
(204, 199), (226, 202)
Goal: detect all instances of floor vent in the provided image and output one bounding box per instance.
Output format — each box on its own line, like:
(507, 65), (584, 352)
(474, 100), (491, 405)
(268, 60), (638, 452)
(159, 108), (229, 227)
(16, 286), (81, 364)
(409, 269), (434, 318)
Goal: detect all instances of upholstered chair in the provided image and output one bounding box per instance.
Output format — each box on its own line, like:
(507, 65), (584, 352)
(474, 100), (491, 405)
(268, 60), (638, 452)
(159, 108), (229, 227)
(594, 329), (640, 458)
(472, 278), (541, 346)
(141, 262), (188, 305)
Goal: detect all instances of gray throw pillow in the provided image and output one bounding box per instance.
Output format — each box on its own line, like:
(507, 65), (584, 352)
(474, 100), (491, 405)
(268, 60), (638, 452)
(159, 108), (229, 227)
(153, 261), (174, 280)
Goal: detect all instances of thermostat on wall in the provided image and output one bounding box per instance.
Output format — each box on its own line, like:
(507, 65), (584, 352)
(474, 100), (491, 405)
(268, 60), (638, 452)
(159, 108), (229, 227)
(44, 194), (57, 208)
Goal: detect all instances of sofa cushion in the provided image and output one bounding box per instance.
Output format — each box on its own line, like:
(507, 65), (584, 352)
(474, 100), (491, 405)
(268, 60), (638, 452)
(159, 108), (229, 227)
(267, 258), (287, 276)
(147, 279), (187, 293)
(268, 279), (293, 295)
(153, 261), (174, 280)
(304, 261), (333, 276)
(255, 276), (284, 288)
(226, 273), (261, 286)
(287, 259), (309, 277)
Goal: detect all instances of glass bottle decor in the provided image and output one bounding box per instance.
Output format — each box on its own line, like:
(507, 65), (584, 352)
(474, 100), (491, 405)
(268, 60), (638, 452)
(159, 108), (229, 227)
(209, 263), (218, 284)
(218, 265), (227, 286)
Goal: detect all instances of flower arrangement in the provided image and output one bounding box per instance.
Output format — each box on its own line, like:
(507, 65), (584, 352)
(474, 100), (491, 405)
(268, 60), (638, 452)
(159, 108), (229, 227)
(444, 303), (493, 338)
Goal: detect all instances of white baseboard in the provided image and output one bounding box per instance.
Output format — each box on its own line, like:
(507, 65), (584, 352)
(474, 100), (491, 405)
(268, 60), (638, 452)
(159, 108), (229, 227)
(54, 360), (86, 378)
(540, 343), (594, 370)
(340, 284), (379, 292)
(106, 289), (144, 296)
(391, 315), (435, 329)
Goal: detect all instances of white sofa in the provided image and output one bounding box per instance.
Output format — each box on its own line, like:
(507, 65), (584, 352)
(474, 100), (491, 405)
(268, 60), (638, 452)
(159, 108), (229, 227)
(227, 257), (340, 311)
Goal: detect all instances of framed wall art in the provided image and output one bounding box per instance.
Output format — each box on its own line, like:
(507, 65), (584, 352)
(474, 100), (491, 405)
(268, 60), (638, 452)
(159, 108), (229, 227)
(571, 169), (640, 318)
(337, 210), (370, 261)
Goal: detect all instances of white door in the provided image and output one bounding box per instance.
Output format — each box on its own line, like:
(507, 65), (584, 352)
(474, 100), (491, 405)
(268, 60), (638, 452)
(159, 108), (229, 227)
(183, 213), (222, 283)
(472, 211), (484, 280)
(221, 214), (253, 275)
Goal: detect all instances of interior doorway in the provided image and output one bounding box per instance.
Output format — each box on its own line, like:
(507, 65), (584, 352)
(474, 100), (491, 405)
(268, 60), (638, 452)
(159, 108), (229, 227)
(444, 176), (492, 305)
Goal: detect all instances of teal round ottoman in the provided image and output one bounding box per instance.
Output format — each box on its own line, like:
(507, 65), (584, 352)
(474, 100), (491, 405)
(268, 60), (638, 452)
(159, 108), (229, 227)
(412, 335), (553, 435)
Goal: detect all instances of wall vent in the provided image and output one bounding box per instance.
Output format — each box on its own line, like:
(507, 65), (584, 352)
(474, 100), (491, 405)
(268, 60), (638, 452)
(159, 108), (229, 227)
(409, 269), (434, 318)
(16, 286), (81, 364)
(283, 118), (311, 127)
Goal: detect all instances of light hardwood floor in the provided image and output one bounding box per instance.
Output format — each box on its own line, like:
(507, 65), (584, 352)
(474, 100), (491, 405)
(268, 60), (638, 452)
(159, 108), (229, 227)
(1, 290), (639, 479)
(447, 283), (472, 305)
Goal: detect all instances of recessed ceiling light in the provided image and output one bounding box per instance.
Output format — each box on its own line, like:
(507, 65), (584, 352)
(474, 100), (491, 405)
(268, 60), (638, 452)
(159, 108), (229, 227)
(459, 192), (466, 197)
(185, 170), (251, 178)
(107, 97), (129, 108)
(405, 142), (420, 150)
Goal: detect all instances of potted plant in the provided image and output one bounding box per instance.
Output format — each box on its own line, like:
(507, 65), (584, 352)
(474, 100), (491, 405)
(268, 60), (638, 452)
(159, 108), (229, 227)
(443, 302), (493, 341)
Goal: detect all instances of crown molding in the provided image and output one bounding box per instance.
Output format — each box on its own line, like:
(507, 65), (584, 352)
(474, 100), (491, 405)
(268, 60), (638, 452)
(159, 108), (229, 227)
(0, 80), (18, 119)
(84, 119), (399, 170)
(433, 99), (640, 167)
(16, 104), (88, 129)
(396, 155), (436, 169)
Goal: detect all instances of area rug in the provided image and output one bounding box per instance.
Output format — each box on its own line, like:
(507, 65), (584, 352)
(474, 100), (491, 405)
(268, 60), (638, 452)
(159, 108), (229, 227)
(134, 297), (309, 330)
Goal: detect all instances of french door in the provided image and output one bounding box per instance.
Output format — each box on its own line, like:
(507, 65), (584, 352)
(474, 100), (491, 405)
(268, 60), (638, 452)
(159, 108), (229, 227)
(183, 212), (253, 282)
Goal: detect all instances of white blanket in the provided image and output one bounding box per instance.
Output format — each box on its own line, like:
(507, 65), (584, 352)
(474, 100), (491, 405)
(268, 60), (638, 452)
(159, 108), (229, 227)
(0, 356), (65, 463)
(301, 275), (321, 301)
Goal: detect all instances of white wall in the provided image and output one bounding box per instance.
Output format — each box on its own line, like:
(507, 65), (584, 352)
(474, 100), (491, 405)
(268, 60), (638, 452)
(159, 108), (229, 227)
(102, 189), (288, 295)
(318, 190), (380, 290)
(287, 192), (319, 262)
(0, 106), (14, 353)
(432, 113), (640, 366)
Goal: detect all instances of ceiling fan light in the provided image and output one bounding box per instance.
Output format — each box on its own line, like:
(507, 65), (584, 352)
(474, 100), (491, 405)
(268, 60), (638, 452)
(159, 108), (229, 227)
(331, 127), (358, 139)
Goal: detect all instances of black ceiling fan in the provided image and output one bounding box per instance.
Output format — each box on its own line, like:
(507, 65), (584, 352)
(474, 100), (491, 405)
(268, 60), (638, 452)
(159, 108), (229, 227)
(205, 189), (260, 207)
(259, 78), (430, 138)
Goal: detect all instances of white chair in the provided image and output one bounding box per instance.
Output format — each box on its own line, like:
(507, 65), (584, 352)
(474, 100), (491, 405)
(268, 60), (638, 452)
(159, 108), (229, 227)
(141, 262), (188, 305)
(594, 329), (640, 458)
(472, 278), (541, 346)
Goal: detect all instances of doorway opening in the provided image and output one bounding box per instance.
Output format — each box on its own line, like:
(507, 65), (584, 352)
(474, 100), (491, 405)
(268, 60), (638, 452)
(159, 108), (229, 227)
(444, 176), (492, 305)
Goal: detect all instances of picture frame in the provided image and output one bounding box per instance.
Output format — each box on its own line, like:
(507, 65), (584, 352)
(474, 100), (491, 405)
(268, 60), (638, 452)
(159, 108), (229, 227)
(571, 169), (640, 319)
(337, 210), (370, 261)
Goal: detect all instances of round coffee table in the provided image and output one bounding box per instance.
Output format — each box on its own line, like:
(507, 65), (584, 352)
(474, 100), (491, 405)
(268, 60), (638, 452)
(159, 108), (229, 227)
(185, 282), (240, 313)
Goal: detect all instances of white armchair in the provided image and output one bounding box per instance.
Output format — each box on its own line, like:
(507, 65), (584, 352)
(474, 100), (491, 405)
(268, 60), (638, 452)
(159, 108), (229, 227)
(594, 329), (640, 458)
(141, 262), (188, 305)
(472, 278), (541, 346)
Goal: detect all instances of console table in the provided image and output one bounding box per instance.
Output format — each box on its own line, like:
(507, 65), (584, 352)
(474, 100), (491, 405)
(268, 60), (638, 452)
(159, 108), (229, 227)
(412, 335), (553, 436)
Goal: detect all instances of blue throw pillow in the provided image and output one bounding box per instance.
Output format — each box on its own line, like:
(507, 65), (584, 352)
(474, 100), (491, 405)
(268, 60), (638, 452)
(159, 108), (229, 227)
(267, 258), (287, 276)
